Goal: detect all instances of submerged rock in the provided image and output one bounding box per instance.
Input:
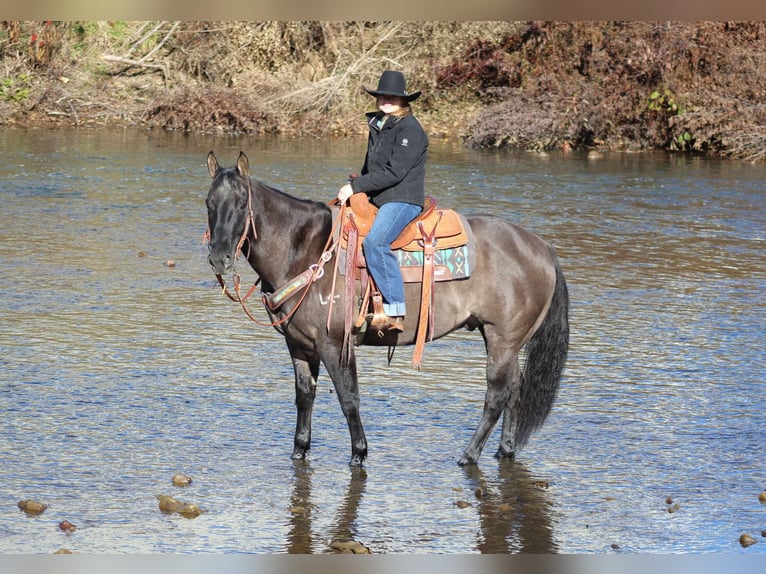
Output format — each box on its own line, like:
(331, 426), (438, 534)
(329, 540), (371, 554)
(172, 474), (193, 487)
(18, 500), (47, 515)
(58, 520), (77, 533)
(157, 494), (182, 513)
(177, 503), (202, 519)
(739, 533), (758, 548)
(758, 491), (766, 504)
(157, 494), (203, 518)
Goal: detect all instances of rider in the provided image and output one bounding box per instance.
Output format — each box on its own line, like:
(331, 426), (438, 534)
(337, 70), (429, 333)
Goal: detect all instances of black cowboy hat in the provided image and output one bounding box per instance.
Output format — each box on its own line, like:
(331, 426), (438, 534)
(364, 70), (421, 102)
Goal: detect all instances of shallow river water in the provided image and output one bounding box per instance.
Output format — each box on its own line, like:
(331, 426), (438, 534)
(0, 128), (764, 554)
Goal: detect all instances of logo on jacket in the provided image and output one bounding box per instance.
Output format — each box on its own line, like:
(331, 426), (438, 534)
(401, 138), (409, 147)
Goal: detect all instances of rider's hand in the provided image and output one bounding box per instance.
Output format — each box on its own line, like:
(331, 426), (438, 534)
(338, 183), (354, 204)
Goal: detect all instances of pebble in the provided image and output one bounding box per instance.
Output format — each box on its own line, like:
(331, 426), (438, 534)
(17, 500), (47, 515)
(165, 260), (176, 268)
(739, 533), (758, 548)
(172, 473), (193, 487)
(157, 494), (182, 513)
(58, 520), (77, 533)
(177, 503), (202, 519)
(454, 500), (472, 509)
(157, 494), (203, 518)
(330, 540), (370, 554)
(758, 491), (766, 504)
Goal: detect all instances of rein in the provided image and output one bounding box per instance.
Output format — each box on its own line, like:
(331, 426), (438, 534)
(208, 180), (343, 329)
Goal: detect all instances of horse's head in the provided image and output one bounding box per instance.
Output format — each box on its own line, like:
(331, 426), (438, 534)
(205, 151), (252, 275)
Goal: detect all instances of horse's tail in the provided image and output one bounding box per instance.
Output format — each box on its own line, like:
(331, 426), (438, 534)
(514, 246), (569, 452)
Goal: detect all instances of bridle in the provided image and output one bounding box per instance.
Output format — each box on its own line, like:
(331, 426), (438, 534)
(205, 177), (341, 329)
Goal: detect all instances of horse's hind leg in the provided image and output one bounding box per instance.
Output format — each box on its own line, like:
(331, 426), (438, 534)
(458, 328), (519, 466)
(290, 351), (320, 460)
(495, 357), (522, 459)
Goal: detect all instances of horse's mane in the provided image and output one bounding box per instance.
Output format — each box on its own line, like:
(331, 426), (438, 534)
(256, 179), (332, 215)
(219, 166), (331, 216)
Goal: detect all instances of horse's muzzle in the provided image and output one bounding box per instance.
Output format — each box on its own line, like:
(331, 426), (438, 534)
(208, 252), (234, 275)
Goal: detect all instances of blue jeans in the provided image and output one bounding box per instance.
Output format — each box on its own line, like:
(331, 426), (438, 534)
(362, 201), (422, 317)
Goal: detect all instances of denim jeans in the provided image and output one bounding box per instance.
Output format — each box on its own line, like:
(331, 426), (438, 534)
(362, 201), (422, 317)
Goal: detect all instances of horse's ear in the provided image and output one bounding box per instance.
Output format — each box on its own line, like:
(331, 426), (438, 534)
(236, 151), (249, 179)
(207, 151), (220, 178)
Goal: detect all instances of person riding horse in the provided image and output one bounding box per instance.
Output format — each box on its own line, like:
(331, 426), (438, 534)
(337, 70), (428, 333)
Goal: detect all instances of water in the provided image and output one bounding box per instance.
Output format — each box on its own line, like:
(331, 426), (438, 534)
(0, 128), (764, 554)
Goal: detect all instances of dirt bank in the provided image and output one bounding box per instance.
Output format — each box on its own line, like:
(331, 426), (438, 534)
(2, 21), (765, 162)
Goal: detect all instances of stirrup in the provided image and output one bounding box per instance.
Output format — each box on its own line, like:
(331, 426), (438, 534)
(366, 312), (405, 334)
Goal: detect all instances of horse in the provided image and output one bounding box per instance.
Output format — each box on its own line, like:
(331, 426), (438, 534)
(204, 151), (569, 467)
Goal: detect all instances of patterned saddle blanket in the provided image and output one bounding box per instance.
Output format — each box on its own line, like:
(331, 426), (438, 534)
(338, 194), (472, 282)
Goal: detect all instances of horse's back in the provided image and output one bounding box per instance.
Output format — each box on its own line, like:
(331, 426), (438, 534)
(464, 214), (555, 280)
(443, 214), (558, 339)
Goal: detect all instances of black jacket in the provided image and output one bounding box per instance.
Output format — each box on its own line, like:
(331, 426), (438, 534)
(350, 111), (428, 208)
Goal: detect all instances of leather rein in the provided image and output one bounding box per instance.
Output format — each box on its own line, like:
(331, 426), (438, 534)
(205, 179), (341, 329)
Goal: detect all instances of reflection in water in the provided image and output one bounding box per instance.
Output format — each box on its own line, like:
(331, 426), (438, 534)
(285, 461), (315, 554)
(285, 461), (367, 554)
(463, 461), (555, 553)
(326, 467), (367, 547)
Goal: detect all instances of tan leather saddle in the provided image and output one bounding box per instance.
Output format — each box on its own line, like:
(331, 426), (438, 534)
(337, 194), (470, 369)
(340, 194), (467, 252)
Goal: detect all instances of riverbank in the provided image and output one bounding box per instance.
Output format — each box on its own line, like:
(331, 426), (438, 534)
(2, 21), (765, 161)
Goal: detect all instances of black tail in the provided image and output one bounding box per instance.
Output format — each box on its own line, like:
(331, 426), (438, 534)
(514, 247), (569, 451)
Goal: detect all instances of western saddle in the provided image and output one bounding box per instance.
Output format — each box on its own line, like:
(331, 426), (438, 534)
(336, 194), (469, 369)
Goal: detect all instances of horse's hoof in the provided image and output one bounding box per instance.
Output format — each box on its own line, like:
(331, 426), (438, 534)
(494, 447), (516, 460)
(348, 455), (365, 467)
(457, 454), (478, 466)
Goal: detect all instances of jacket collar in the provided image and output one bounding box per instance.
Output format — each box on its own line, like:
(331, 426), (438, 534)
(366, 112), (399, 131)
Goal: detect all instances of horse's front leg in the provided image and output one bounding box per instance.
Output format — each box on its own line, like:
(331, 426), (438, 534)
(321, 346), (368, 467)
(290, 351), (320, 460)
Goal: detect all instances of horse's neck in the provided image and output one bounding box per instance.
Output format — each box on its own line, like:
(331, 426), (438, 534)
(247, 182), (331, 287)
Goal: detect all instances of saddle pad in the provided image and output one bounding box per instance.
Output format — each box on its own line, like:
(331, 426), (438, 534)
(399, 245), (471, 283)
(336, 243), (471, 283)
